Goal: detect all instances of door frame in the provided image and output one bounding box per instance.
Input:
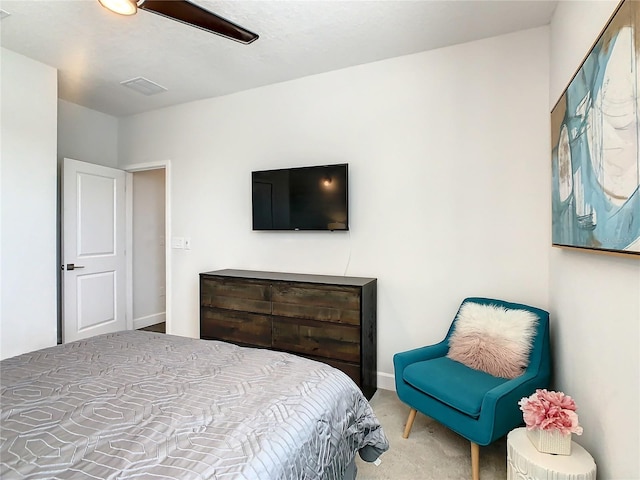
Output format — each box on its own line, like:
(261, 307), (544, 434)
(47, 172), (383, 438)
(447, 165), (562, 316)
(123, 160), (172, 334)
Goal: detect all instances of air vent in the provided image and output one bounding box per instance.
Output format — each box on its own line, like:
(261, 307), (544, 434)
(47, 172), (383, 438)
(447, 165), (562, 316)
(120, 77), (168, 96)
(0, 9), (11, 19)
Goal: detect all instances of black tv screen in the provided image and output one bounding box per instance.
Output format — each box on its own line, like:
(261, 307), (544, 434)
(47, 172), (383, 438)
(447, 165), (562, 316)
(252, 164), (349, 231)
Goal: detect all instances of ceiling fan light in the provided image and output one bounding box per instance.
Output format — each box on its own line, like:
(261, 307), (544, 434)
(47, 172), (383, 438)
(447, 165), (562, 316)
(98, 0), (137, 16)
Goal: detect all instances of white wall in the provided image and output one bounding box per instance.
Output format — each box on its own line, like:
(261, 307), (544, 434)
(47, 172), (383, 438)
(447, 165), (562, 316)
(5, 11), (635, 476)
(132, 168), (166, 329)
(0, 48), (58, 359)
(549, 2), (640, 478)
(119, 26), (551, 378)
(58, 99), (118, 168)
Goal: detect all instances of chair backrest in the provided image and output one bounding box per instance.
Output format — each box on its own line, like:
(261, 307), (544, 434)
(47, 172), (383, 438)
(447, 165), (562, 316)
(443, 297), (551, 377)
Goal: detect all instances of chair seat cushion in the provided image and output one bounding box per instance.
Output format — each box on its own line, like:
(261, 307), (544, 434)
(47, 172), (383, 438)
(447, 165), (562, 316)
(403, 357), (508, 418)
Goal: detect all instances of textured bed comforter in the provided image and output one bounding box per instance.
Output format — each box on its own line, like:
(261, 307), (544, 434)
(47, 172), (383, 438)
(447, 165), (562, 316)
(1, 331), (388, 479)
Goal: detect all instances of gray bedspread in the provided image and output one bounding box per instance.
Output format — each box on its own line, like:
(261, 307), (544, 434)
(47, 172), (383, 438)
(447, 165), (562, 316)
(0, 331), (388, 479)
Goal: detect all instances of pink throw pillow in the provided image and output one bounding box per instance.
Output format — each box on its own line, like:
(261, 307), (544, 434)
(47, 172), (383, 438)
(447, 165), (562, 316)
(447, 302), (538, 379)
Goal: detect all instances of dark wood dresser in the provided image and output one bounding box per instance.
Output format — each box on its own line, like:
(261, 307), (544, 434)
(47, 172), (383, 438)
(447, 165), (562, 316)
(200, 269), (377, 399)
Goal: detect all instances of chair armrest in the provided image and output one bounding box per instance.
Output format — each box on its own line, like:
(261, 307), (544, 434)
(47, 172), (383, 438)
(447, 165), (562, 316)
(479, 371), (551, 441)
(483, 372), (542, 408)
(393, 340), (449, 374)
(482, 372), (546, 408)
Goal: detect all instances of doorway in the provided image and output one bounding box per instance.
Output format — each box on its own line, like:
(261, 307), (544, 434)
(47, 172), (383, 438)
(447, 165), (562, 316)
(130, 168), (166, 330)
(59, 160), (171, 342)
(125, 161), (172, 335)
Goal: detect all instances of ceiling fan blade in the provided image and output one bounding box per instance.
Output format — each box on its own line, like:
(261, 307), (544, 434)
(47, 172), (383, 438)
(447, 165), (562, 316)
(139, 0), (259, 44)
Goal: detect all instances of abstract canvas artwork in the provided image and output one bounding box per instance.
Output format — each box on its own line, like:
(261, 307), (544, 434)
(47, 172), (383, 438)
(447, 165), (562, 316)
(551, 0), (640, 255)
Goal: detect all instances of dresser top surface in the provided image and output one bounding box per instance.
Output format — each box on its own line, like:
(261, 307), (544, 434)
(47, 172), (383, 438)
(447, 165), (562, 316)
(200, 269), (376, 287)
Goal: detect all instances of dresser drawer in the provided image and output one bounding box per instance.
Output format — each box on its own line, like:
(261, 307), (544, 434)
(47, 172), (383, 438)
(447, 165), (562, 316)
(272, 317), (360, 363)
(201, 308), (272, 347)
(272, 284), (361, 325)
(201, 277), (271, 314)
(200, 270), (377, 399)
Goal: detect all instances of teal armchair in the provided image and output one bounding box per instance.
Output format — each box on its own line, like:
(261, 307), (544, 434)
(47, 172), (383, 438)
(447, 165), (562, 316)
(393, 297), (551, 480)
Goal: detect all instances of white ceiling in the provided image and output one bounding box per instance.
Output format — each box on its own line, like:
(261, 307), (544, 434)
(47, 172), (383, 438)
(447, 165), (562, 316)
(0, 0), (558, 118)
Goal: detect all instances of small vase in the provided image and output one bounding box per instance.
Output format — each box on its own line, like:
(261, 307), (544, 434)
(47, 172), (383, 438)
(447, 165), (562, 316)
(526, 428), (572, 455)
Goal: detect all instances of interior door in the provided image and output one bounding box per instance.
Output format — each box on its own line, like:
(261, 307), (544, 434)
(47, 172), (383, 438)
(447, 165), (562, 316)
(62, 158), (126, 343)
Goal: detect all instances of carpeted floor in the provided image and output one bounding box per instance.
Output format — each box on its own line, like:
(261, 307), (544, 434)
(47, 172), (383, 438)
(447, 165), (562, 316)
(355, 389), (508, 480)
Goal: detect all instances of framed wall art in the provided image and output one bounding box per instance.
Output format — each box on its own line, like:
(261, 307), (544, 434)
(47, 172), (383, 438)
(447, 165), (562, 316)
(551, 0), (639, 255)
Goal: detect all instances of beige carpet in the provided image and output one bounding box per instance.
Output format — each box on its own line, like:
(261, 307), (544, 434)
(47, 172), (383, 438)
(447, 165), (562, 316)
(355, 389), (508, 480)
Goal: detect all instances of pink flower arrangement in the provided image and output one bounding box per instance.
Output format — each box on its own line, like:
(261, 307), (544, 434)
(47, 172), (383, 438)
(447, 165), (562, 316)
(519, 389), (583, 435)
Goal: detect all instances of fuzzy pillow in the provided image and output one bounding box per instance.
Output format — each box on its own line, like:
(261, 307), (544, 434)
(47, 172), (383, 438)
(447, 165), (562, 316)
(446, 302), (538, 379)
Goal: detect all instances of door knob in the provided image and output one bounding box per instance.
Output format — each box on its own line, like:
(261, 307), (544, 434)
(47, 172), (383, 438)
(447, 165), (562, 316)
(63, 264), (85, 271)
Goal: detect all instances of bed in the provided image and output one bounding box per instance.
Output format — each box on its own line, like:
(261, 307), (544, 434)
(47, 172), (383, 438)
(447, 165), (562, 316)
(0, 331), (388, 479)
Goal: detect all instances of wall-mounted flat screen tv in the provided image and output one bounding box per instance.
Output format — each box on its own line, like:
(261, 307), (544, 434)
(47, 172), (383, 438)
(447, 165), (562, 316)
(252, 163), (349, 231)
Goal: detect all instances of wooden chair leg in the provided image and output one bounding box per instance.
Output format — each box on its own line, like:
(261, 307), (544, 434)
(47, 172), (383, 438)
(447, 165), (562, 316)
(403, 408), (417, 439)
(471, 442), (480, 480)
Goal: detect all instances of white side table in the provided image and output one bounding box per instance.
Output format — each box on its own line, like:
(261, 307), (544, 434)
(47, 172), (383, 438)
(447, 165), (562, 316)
(507, 428), (596, 480)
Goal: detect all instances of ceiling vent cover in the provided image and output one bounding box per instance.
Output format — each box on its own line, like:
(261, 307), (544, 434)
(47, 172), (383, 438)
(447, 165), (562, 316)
(120, 77), (168, 96)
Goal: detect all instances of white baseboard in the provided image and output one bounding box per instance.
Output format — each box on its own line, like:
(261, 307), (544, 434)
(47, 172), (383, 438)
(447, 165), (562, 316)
(133, 312), (166, 330)
(377, 371), (396, 391)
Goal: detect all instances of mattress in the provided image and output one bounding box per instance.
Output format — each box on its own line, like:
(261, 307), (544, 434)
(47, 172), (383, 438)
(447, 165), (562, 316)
(0, 331), (388, 479)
